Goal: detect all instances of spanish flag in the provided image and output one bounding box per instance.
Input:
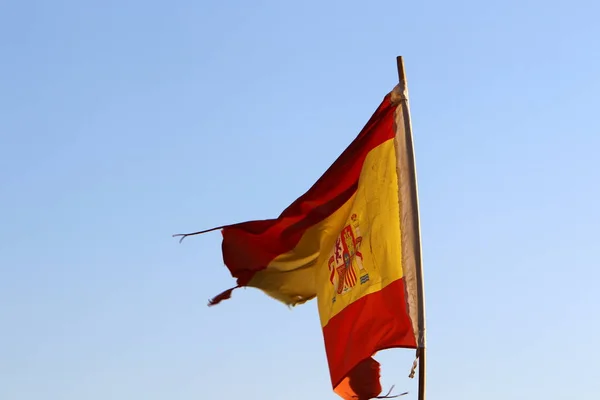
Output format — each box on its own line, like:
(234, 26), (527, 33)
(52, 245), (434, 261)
(178, 81), (424, 399)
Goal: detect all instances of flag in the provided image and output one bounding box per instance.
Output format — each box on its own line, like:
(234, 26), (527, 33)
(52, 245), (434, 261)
(178, 83), (424, 399)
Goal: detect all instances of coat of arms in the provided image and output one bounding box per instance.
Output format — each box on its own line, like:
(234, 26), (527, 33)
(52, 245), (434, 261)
(327, 214), (370, 303)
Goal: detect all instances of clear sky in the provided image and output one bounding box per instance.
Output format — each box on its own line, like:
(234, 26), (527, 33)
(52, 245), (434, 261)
(1, 1), (599, 399)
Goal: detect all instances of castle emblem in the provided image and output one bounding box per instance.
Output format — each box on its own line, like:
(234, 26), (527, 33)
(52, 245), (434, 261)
(327, 214), (370, 303)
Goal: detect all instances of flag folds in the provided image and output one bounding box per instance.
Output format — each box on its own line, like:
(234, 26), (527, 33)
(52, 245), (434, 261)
(188, 85), (423, 399)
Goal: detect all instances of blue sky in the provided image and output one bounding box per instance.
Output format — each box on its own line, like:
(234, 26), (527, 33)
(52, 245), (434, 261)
(1, 0), (599, 399)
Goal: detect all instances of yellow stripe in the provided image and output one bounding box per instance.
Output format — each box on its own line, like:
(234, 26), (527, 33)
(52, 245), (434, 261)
(248, 138), (403, 323)
(247, 193), (357, 305)
(316, 138), (403, 326)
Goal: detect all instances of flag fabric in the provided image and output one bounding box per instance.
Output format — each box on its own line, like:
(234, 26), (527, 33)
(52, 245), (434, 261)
(181, 84), (423, 399)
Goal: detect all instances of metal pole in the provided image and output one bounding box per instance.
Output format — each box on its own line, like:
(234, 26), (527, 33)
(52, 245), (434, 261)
(396, 55), (426, 400)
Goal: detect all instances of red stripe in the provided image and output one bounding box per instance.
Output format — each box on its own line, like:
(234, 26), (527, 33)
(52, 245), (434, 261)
(220, 94), (397, 287)
(322, 278), (417, 388)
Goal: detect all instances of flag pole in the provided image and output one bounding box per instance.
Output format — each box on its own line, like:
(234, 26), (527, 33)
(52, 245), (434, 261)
(396, 55), (427, 400)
